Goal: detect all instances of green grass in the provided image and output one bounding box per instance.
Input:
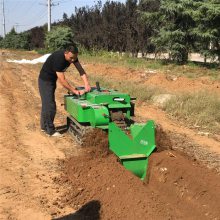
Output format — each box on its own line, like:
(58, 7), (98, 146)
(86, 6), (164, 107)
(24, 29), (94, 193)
(81, 51), (164, 70)
(5, 49), (219, 133)
(89, 74), (220, 134)
(87, 75), (220, 134)
(77, 49), (220, 133)
(80, 50), (220, 80)
(163, 91), (220, 134)
(87, 75), (164, 103)
(4, 48), (220, 80)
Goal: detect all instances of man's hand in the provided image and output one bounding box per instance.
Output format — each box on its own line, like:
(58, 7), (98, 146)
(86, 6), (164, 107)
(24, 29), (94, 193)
(84, 83), (91, 92)
(78, 90), (86, 95)
(71, 89), (85, 96)
(57, 72), (86, 96)
(81, 74), (91, 92)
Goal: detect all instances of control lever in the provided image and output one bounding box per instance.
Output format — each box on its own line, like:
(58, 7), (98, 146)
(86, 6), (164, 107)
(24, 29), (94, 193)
(67, 90), (81, 99)
(96, 81), (101, 92)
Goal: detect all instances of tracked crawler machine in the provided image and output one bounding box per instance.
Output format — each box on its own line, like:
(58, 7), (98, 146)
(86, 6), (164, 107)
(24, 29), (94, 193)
(64, 83), (156, 180)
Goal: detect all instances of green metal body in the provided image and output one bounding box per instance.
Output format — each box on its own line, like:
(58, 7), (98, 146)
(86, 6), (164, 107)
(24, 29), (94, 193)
(109, 121), (156, 180)
(65, 86), (156, 180)
(65, 88), (131, 128)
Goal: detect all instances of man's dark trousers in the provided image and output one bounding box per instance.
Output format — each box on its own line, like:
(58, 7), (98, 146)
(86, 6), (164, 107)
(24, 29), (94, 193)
(38, 77), (56, 135)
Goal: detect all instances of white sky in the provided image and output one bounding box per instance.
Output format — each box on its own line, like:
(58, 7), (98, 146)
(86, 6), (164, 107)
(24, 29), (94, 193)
(0, 0), (125, 37)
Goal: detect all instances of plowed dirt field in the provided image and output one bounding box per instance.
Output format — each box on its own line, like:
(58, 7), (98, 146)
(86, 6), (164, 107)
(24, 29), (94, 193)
(0, 50), (219, 220)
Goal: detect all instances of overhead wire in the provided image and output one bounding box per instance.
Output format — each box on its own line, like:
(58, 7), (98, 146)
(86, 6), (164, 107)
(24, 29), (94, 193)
(3, 0), (75, 34)
(7, 0), (48, 31)
(17, 1), (40, 23)
(4, 0), (40, 31)
(10, 0), (22, 13)
(53, 0), (73, 4)
(23, 8), (48, 28)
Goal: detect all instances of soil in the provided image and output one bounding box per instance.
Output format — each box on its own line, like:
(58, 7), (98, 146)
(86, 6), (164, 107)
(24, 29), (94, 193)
(84, 62), (220, 95)
(60, 149), (220, 220)
(0, 50), (220, 220)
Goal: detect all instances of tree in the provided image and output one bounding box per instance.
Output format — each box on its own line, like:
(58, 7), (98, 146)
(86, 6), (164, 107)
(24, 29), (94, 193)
(124, 0), (139, 56)
(17, 32), (30, 49)
(193, 0), (220, 63)
(141, 0), (197, 64)
(102, 1), (127, 52)
(45, 26), (74, 51)
(159, 0), (196, 63)
(60, 0), (156, 55)
(138, 0), (161, 54)
(29, 26), (45, 49)
(0, 28), (17, 48)
(0, 28), (30, 49)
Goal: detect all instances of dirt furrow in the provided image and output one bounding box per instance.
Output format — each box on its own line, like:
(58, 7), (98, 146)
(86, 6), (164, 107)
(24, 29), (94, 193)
(1, 51), (220, 220)
(0, 61), (77, 219)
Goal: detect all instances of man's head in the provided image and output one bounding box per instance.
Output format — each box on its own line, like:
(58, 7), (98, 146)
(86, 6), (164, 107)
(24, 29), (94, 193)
(64, 45), (79, 63)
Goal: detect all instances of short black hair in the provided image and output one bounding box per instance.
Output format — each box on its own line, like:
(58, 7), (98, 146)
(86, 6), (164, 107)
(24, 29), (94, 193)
(65, 44), (78, 54)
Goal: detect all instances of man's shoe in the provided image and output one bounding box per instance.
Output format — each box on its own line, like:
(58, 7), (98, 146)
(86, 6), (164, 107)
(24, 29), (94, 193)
(50, 131), (63, 137)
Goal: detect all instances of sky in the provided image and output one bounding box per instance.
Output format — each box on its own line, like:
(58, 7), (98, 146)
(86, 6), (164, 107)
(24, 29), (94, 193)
(0, 0), (125, 37)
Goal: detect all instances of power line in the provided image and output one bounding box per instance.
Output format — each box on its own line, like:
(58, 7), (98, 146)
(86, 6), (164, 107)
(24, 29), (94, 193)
(17, 1), (39, 23)
(53, 0), (73, 4)
(27, 10), (48, 28)
(23, 8), (48, 27)
(40, 0), (59, 32)
(41, 0), (72, 32)
(1, 0), (76, 36)
(10, 0), (20, 13)
(14, 23), (26, 32)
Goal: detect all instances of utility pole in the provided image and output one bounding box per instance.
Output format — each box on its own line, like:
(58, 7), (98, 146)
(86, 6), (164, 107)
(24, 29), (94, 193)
(14, 23), (25, 33)
(40, 0), (59, 32)
(2, 0), (6, 37)
(48, 0), (51, 32)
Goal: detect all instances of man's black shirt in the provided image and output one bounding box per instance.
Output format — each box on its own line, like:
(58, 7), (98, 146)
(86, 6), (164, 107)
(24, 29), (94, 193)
(39, 50), (78, 82)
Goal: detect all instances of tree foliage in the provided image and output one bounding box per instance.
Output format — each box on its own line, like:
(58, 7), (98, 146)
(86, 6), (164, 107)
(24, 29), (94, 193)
(62, 0), (147, 56)
(0, 28), (30, 49)
(0, 0), (219, 64)
(141, 0), (196, 63)
(140, 0), (220, 63)
(192, 0), (220, 62)
(29, 26), (45, 49)
(45, 26), (74, 51)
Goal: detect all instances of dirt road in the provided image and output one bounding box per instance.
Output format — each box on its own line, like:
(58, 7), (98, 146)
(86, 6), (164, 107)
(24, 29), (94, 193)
(0, 51), (219, 220)
(0, 55), (78, 219)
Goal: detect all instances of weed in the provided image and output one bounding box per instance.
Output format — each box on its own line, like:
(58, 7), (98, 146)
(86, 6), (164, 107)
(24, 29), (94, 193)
(164, 91), (220, 134)
(80, 50), (220, 80)
(88, 75), (163, 103)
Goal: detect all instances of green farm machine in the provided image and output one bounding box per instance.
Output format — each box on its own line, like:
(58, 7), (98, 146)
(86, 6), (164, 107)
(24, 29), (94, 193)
(64, 83), (156, 180)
